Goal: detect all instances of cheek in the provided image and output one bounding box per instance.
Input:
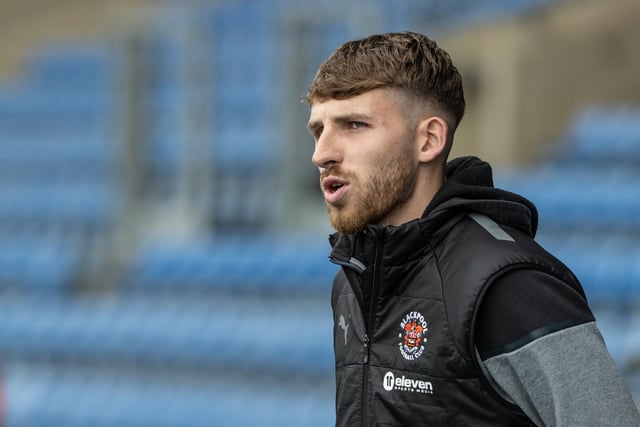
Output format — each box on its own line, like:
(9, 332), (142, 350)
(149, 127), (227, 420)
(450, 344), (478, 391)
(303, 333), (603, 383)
(348, 130), (416, 176)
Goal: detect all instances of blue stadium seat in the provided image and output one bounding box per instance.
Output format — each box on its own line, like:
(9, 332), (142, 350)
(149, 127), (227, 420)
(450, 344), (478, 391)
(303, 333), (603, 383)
(4, 361), (335, 427)
(556, 105), (640, 164)
(0, 183), (117, 230)
(496, 165), (640, 232)
(0, 237), (82, 292)
(123, 234), (336, 294)
(535, 231), (640, 306)
(22, 42), (118, 92)
(0, 294), (334, 375)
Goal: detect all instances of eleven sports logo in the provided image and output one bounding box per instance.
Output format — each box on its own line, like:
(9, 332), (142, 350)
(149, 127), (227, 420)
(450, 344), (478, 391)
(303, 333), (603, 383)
(383, 371), (434, 395)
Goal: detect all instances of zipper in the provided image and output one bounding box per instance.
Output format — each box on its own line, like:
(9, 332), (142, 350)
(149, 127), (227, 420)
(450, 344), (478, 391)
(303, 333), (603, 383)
(362, 333), (370, 425)
(362, 233), (385, 426)
(363, 334), (370, 364)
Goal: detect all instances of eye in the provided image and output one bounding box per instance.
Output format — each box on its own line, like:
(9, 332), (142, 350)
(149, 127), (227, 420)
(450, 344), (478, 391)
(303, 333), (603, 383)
(308, 125), (323, 140)
(349, 121), (367, 130)
(312, 126), (324, 140)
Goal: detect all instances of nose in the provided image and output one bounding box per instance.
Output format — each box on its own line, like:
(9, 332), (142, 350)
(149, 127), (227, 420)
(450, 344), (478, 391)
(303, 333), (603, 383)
(312, 131), (342, 169)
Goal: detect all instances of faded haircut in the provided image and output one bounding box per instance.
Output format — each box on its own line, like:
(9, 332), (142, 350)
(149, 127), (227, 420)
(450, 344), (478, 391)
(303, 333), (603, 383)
(305, 32), (465, 132)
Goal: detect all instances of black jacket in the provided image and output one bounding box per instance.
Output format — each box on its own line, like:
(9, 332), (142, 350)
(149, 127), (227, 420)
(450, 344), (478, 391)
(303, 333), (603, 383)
(328, 157), (588, 426)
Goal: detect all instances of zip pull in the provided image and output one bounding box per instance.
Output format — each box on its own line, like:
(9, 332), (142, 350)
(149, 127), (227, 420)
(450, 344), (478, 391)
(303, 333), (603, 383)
(363, 334), (370, 364)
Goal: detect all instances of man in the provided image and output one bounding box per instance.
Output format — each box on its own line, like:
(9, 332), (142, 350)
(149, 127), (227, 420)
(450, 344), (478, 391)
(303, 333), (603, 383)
(305, 32), (639, 426)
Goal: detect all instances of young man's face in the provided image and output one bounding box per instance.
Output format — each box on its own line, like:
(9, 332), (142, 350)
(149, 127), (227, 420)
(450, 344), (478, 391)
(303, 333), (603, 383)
(308, 88), (420, 234)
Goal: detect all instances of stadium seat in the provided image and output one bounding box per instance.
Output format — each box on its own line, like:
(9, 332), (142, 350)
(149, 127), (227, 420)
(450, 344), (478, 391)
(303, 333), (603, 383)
(555, 105), (640, 164)
(4, 360), (335, 427)
(0, 293), (334, 375)
(122, 234), (336, 294)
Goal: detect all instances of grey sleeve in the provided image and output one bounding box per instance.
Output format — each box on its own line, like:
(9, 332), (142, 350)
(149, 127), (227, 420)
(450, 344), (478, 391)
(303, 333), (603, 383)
(481, 322), (640, 427)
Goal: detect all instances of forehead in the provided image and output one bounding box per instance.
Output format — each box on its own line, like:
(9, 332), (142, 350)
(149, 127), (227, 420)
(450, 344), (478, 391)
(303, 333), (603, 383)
(308, 88), (405, 123)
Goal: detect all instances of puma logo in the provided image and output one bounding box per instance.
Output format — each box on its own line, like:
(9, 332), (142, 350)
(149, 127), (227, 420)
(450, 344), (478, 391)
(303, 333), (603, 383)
(338, 314), (350, 346)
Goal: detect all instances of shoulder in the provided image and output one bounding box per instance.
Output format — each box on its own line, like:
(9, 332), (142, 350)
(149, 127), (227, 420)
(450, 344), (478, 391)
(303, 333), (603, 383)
(438, 212), (575, 284)
(475, 269), (594, 360)
(436, 212), (590, 358)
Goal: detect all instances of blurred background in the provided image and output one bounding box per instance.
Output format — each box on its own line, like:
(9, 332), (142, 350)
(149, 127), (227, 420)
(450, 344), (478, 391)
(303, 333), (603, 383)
(0, 0), (638, 425)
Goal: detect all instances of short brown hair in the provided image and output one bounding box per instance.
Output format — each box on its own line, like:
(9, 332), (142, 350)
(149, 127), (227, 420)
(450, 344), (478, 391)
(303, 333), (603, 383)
(306, 32), (465, 130)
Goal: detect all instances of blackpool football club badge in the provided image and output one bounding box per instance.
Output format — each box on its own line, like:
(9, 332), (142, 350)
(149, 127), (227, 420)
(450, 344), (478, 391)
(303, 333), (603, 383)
(398, 311), (428, 361)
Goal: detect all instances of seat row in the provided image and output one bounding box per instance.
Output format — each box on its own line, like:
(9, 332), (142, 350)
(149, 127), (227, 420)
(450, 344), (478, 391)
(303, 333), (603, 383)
(556, 105), (640, 164)
(495, 165), (640, 231)
(0, 184), (117, 227)
(0, 293), (334, 376)
(0, 237), (82, 292)
(123, 234), (336, 295)
(539, 235), (640, 305)
(4, 360), (334, 427)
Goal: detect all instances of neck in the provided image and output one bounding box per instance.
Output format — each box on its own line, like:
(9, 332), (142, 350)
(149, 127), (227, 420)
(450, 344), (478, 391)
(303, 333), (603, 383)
(381, 166), (445, 227)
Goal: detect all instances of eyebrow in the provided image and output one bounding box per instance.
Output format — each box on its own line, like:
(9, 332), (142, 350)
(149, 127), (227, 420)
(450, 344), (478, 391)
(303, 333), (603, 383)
(307, 113), (374, 132)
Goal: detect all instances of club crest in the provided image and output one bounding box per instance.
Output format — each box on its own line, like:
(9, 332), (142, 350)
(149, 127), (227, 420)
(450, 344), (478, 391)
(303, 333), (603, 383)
(398, 311), (428, 361)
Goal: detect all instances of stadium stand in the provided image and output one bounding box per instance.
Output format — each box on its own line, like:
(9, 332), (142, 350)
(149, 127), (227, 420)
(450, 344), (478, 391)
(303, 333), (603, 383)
(0, 42), (119, 297)
(0, 0), (638, 425)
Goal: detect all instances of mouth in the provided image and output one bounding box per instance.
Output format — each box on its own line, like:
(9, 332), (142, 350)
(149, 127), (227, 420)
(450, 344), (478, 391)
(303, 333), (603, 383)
(322, 177), (350, 204)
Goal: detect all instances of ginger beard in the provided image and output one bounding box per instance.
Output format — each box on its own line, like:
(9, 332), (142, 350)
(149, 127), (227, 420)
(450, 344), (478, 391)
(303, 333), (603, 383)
(321, 142), (418, 234)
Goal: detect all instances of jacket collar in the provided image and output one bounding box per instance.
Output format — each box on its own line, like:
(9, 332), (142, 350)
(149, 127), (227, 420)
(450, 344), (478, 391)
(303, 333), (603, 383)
(424, 156), (537, 236)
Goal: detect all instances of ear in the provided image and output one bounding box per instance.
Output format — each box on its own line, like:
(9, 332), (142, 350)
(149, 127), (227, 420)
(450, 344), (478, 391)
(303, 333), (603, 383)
(415, 116), (448, 163)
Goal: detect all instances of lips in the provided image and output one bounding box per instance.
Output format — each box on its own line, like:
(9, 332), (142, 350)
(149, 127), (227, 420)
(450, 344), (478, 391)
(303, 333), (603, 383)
(322, 177), (350, 205)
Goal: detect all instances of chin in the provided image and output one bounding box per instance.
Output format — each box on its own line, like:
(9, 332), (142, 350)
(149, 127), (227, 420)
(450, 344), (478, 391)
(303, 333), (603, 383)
(328, 211), (365, 235)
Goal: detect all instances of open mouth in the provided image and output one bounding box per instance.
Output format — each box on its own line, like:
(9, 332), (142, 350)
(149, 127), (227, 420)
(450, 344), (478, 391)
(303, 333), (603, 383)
(328, 182), (344, 193)
(322, 177), (350, 204)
